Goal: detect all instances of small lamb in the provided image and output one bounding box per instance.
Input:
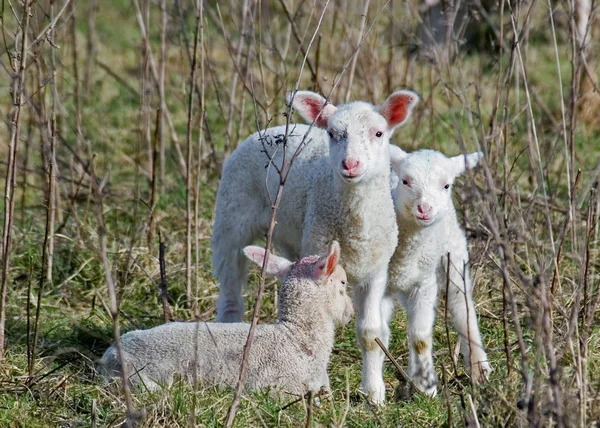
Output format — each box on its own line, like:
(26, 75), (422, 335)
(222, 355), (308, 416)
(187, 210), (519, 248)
(212, 90), (419, 404)
(99, 242), (353, 396)
(386, 146), (492, 396)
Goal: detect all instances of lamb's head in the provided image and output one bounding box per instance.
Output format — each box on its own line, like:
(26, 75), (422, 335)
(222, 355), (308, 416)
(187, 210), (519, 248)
(243, 241), (354, 326)
(288, 90), (419, 184)
(389, 146), (483, 227)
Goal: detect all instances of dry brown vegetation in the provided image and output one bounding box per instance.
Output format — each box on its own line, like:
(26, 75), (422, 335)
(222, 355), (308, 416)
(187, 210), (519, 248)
(0, 0), (599, 426)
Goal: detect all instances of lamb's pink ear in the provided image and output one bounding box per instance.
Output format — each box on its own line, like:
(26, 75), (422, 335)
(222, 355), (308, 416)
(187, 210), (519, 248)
(243, 246), (293, 280)
(449, 152), (483, 177)
(379, 90), (420, 129)
(313, 241), (341, 281)
(288, 91), (337, 128)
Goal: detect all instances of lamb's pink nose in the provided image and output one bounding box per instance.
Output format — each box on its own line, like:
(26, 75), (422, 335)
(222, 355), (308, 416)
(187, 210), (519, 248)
(418, 202), (432, 214)
(342, 158), (360, 172)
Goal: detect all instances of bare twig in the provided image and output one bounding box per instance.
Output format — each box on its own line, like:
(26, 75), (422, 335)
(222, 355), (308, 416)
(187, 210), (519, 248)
(0, 0), (32, 360)
(27, 0), (72, 50)
(375, 337), (423, 395)
(344, 0), (370, 102)
(91, 164), (137, 426)
(132, 0), (188, 178)
(185, 0), (202, 311)
(158, 230), (172, 323)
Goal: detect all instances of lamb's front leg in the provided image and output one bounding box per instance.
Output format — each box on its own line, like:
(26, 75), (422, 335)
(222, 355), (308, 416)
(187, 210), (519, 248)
(444, 253), (492, 384)
(400, 276), (438, 396)
(307, 366), (330, 396)
(355, 268), (391, 405)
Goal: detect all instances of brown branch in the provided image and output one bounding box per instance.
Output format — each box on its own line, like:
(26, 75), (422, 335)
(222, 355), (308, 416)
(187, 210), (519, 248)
(147, 108), (160, 250)
(277, 0), (324, 94)
(132, 0), (188, 179)
(91, 163), (137, 426)
(0, 0), (32, 361)
(344, 0), (371, 102)
(185, 0), (202, 312)
(374, 337), (424, 395)
(158, 230), (172, 323)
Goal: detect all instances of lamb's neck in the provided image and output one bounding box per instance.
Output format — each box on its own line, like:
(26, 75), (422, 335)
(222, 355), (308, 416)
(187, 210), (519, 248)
(280, 314), (336, 361)
(397, 215), (444, 246)
(334, 171), (391, 209)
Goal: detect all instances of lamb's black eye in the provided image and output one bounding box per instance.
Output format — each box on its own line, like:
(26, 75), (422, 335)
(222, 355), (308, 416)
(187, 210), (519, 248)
(444, 184), (450, 189)
(375, 131), (383, 138)
(402, 180), (409, 186)
(328, 131), (334, 139)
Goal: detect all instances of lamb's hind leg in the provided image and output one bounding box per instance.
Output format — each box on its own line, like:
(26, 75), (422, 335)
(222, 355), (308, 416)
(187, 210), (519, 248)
(400, 276), (438, 396)
(212, 213), (259, 322)
(444, 253), (492, 384)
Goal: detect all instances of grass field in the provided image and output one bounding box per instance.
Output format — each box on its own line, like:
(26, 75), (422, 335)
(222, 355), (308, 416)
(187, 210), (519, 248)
(1, 0), (600, 426)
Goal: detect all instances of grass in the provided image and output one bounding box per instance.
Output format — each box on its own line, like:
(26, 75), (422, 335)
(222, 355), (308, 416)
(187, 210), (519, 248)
(1, 0), (600, 426)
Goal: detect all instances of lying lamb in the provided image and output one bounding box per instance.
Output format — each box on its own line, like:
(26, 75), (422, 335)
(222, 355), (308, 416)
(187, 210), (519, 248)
(100, 242), (353, 396)
(386, 146), (492, 396)
(212, 90), (419, 404)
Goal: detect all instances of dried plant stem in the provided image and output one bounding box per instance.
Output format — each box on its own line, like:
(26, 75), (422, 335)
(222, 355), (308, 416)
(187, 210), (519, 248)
(186, 0), (202, 311)
(277, 0), (324, 94)
(26, 259), (33, 376)
(27, 0), (71, 50)
(305, 391), (313, 428)
(147, 108), (160, 249)
(132, 0), (187, 178)
(158, 0), (166, 186)
(224, 171), (286, 428)
(32, 0), (60, 369)
(374, 337), (423, 394)
(70, 0), (83, 153)
(194, 0), (206, 319)
(158, 231), (172, 323)
(445, 253), (459, 375)
(20, 118), (33, 228)
(224, 0), (250, 155)
(467, 394), (481, 428)
(84, 0), (98, 96)
(0, 0), (31, 360)
(92, 170), (136, 426)
(344, 0), (370, 102)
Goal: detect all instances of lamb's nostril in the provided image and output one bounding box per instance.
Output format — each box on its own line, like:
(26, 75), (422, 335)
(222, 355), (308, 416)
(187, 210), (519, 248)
(342, 158), (360, 171)
(418, 202), (432, 214)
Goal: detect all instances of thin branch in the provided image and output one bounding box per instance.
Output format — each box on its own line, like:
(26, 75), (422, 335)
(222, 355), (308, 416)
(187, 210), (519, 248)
(0, 0), (32, 360)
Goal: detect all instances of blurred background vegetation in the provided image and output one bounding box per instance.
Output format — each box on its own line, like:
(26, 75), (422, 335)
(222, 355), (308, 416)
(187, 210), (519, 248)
(0, 0), (599, 425)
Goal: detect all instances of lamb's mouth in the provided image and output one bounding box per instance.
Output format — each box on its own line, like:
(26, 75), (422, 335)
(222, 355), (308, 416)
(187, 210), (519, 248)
(415, 215), (434, 225)
(339, 170), (366, 183)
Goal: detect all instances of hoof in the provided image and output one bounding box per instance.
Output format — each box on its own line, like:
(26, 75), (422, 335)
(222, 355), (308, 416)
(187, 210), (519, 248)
(359, 383), (386, 406)
(470, 360), (493, 384)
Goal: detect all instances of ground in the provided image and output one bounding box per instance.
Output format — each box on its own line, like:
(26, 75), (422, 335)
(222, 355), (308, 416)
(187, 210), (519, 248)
(0, 0), (599, 426)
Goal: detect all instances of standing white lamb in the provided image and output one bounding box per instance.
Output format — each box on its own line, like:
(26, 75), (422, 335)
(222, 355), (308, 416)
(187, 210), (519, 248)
(386, 146), (492, 396)
(212, 90), (419, 403)
(100, 242), (354, 396)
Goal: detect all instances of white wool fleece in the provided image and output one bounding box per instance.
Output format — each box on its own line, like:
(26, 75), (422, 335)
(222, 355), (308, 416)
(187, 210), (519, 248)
(386, 146), (492, 396)
(211, 90), (420, 404)
(100, 242), (354, 396)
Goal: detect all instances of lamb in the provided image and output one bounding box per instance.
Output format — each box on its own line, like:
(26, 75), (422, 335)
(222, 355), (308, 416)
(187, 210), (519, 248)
(385, 145), (492, 396)
(100, 242), (354, 396)
(212, 90), (419, 403)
